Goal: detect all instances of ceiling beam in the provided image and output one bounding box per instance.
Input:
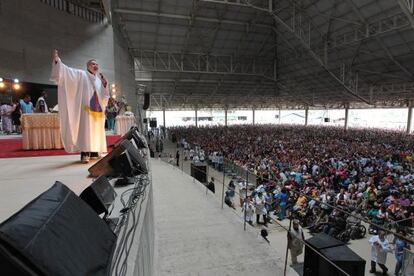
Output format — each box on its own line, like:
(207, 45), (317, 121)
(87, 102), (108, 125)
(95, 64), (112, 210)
(397, 0), (414, 29)
(346, 0), (414, 80)
(113, 8), (274, 29)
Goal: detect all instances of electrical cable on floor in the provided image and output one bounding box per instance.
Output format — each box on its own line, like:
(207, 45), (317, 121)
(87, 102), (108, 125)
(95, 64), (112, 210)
(110, 174), (150, 276)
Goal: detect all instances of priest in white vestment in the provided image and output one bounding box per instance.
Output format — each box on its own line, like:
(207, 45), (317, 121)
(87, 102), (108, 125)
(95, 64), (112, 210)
(50, 50), (109, 163)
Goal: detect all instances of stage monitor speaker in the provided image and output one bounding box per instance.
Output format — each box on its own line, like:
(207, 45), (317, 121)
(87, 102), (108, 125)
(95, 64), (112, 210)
(143, 93), (150, 110)
(110, 150), (135, 177)
(191, 162), (207, 183)
(0, 182), (116, 276)
(89, 139), (148, 177)
(79, 176), (117, 216)
(149, 120), (157, 128)
(324, 117), (330, 122)
(319, 246), (365, 276)
(116, 126), (147, 149)
(304, 233), (365, 276)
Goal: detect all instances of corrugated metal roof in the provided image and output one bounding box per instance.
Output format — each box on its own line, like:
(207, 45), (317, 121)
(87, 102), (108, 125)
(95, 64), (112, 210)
(112, 0), (414, 109)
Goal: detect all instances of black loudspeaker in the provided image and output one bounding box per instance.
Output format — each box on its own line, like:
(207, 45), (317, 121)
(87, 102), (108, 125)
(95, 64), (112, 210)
(0, 182), (116, 276)
(89, 139), (148, 177)
(143, 118), (148, 124)
(110, 151), (135, 177)
(149, 119), (157, 128)
(324, 117), (330, 122)
(79, 176), (117, 216)
(191, 162), (207, 183)
(119, 126), (148, 149)
(304, 233), (365, 276)
(143, 93), (150, 110)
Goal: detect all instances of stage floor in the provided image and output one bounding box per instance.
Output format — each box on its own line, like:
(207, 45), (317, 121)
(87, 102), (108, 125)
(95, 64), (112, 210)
(0, 155), (298, 276)
(0, 155), (92, 221)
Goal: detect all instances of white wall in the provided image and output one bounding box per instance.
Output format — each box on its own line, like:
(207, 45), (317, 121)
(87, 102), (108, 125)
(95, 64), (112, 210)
(0, 1), (114, 82)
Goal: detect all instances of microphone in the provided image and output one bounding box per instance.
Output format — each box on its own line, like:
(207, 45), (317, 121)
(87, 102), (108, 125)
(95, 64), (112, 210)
(99, 73), (107, 87)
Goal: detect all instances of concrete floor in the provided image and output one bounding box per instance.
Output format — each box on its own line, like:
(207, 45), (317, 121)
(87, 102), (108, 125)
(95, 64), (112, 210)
(152, 158), (295, 276)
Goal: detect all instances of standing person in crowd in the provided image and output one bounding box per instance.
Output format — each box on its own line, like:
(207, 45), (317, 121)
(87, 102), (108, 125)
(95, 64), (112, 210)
(369, 231), (392, 275)
(35, 91), (49, 113)
(175, 149), (180, 167)
(393, 229), (410, 276)
(207, 177), (215, 194)
(242, 196), (255, 225)
(288, 219), (305, 265)
(11, 99), (21, 133)
(276, 188), (288, 221)
(0, 102), (15, 134)
(105, 97), (118, 131)
(117, 95), (128, 115)
(255, 191), (267, 226)
(224, 190), (236, 209)
(20, 95), (33, 114)
(50, 49), (109, 163)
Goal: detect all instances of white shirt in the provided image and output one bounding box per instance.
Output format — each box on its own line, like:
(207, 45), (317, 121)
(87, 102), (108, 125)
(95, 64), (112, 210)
(254, 195), (267, 215)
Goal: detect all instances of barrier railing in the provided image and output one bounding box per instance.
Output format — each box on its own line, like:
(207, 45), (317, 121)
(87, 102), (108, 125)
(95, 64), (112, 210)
(160, 144), (355, 276)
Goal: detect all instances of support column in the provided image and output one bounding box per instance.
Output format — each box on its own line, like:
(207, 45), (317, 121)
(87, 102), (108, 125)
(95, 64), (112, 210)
(344, 105), (349, 130)
(162, 108), (166, 128)
(305, 107), (309, 126)
(278, 109), (281, 124)
(195, 108), (198, 127)
(407, 100), (413, 134)
(252, 108), (256, 125)
(224, 108), (228, 126)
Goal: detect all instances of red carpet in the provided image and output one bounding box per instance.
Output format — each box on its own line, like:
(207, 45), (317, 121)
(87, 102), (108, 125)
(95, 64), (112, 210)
(0, 135), (121, 158)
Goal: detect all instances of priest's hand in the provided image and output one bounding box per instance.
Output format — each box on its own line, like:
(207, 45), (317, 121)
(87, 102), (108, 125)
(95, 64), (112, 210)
(99, 73), (107, 88)
(53, 49), (59, 64)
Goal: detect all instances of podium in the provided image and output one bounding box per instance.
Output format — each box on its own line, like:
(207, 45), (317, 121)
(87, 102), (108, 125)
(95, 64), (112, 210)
(191, 162), (207, 183)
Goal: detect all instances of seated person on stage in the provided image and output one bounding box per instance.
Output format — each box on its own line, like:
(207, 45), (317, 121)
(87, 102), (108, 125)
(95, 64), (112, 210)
(35, 91), (49, 113)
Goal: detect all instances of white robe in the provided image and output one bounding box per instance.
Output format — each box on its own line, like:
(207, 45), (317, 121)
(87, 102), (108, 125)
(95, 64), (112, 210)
(50, 58), (109, 153)
(369, 235), (392, 264)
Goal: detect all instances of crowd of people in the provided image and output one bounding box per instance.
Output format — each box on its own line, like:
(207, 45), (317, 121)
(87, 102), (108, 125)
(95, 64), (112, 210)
(0, 93), (48, 135)
(171, 125), (414, 275)
(0, 92), (132, 135)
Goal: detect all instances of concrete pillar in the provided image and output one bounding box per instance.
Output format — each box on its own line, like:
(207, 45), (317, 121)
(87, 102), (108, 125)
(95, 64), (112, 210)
(407, 100), (413, 134)
(278, 109), (281, 124)
(162, 108), (166, 128)
(224, 108), (228, 126)
(252, 108), (255, 125)
(195, 109), (198, 127)
(305, 107), (309, 126)
(344, 106), (349, 130)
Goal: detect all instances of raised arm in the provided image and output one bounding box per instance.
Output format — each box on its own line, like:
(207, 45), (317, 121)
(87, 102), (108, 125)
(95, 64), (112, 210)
(53, 49), (59, 64)
(50, 49), (83, 85)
